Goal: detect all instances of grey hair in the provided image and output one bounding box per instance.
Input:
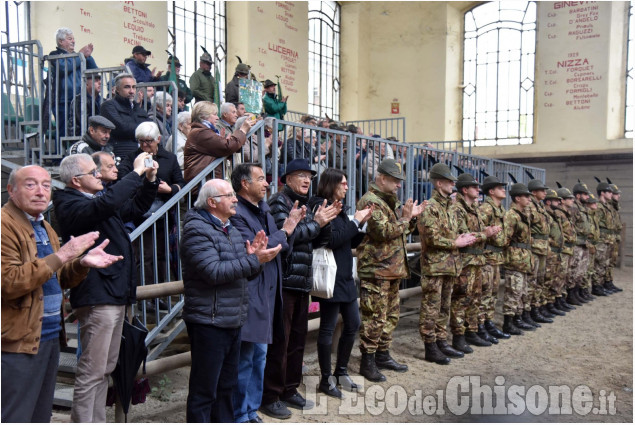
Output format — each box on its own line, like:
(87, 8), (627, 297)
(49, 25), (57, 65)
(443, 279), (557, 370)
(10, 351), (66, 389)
(91, 151), (112, 169)
(55, 28), (73, 46)
(135, 121), (160, 140)
(60, 154), (93, 185)
(8, 165), (51, 187)
(220, 102), (235, 117)
(177, 111), (191, 126)
(194, 180), (222, 209)
(152, 91), (173, 110)
(114, 72), (136, 90)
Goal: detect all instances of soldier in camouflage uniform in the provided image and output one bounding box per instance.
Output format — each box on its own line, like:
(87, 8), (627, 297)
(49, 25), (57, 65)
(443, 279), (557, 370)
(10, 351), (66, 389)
(584, 194), (601, 298)
(526, 179), (554, 326)
(478, 176), (511, 340)
(566, 182), (594, 303)
(554, 187), (578, 311)
(500, 183), (536, 334)
(595, 181), (617, 295)
(542, 190), (568, 317)
(417, 164), (477, 365)
(356, 159), (423, 381)
(449, 174), (501, 352)
(607, 183), (623, 292)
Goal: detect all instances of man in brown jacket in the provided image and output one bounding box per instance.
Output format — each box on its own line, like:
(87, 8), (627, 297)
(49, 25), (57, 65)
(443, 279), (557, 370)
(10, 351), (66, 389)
(1, 165), (122, 422)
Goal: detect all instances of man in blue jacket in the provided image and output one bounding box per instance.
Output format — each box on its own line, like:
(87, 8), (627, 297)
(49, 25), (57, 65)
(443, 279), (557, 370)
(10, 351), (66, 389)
(230, 164), (306, 422)
(125, 45), (163, 83)
(53, 152), (158, 422)
(181, 179), (282, 423)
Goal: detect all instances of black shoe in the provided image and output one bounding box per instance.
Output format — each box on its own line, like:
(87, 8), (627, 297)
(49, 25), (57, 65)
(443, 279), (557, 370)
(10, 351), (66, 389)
(574, 287), (589, 303)
(546, 303), (566, 316)
(514, 314), (536, 331)
(465, 330), (492, 347)
(602, 282), (616, 294)
(281, 392), (314, 410)
(503, 315), (523, 336)
(249, 415), (264, 423)
(259, 401), (292, 419)
(335, 372), (360, 393)
(567, 290), (583, 306)
(592, 285), (608, 296)
(539, 305), (555, 319)
(524, 309), (543, 326)
(608, 281), (623, 292)
(318, 375), (342, 399)
(581, 288), (596, 301)
(333, 337), (360, 392)
(436, 340), (463, 358)
(557, 297), (575, 311)
(452, 334), (474, 354)
(423, 342), (451, 365)
(375, 350), (408, 372)
(485, 319), (510, 339)
(477, 324), (499, 344)
(359, 353), (386, 382)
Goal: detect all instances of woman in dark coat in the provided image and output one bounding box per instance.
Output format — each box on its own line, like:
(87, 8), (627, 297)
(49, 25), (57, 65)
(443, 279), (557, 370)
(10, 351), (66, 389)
(307, 168), (373, 398)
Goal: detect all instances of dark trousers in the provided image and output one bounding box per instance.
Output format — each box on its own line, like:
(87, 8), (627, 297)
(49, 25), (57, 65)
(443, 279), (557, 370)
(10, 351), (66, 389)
(262, 290), (309, 404)
(1, 338), (60, 422)
(186, 322), (241, 423)
(317, 299), (361, 346)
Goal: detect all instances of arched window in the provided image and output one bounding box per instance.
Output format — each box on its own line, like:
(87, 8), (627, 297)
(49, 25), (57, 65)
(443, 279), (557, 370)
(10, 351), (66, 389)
(308, 1), (340, 120)
(462, 1), (536, 146)
(626, 1), (634, 138)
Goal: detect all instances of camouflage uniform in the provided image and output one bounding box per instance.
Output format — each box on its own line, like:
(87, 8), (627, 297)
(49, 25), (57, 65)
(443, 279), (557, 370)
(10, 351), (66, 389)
(449, 193), (488, 335)
(479, 197), (506, 323)
(527, 197), (552, 309)
(586, 206), (600, 290)
(553, 204), (576, 298)
(592, 199), (613, 287)
(417, 189), (462, 343)
(544, 204), (566, 303)
(608, 198), (622, 278)
(567, 199), (592, 291)
(500, 202), (534, 316)
(356, 183), (416, 353)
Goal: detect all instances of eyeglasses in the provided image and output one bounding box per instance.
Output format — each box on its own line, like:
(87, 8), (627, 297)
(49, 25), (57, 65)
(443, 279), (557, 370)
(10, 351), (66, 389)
(291, 173), (314, 180)
(138, 138), (156, 145)
(75, 168), (100, 178)
(212, 191), (237, 199)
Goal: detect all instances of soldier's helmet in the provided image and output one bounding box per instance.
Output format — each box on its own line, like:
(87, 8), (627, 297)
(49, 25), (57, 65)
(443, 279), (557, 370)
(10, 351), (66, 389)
(556, 188), (574, 199)
(527, 179), (548, 191)
(545, 189), (561, 201)
(509, 183), (531, 196)
(481, 175), (506, 194)
(596, 181), (611, 193)
(455, 173), (480, 189)
(572, 182), (591, 194)
(429, 163), (457, 181)
(236, 63), (251, 75)
(610, 184), (621, 194)
(584, 193), (598, 204)
(200, 52), (213, 64)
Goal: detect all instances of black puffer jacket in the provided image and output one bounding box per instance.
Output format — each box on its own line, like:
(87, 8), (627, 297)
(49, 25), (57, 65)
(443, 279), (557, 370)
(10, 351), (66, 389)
(180, 208), (262, 328)
(268, 186), (330, 292)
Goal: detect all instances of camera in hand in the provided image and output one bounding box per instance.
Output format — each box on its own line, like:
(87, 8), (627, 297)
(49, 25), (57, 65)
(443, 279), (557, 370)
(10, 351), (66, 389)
(144, 157), (154, 168)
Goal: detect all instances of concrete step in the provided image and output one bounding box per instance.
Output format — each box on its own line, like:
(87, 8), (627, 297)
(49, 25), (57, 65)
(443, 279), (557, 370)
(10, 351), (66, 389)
(58, 351), (77, 374)
(53, 382), (74, 408)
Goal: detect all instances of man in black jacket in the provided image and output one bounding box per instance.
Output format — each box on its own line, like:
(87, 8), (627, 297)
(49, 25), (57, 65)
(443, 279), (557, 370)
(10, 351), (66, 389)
(260, 159), (340, 418)
(53, 152), (158, 422)
(181, 179), (281, 422)
(100, 72), (151, 159)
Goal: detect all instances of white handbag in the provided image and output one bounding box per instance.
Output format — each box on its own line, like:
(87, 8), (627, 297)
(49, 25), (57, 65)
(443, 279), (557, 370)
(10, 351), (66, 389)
(311, 247), (337, 299)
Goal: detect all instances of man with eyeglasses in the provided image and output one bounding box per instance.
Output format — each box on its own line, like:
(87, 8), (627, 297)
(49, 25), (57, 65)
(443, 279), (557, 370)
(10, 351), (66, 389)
(53, 153), (158, 422)
(261, 158), (340, 418)
(1, 165), (123, 423)
(181, 179), (282, 422)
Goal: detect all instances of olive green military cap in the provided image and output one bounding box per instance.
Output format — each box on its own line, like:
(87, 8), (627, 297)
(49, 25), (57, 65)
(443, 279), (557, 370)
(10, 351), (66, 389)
(556, 188), (574, 199)
(584, 193), (598, 204)
(572, 182), (591, 195)
(596, 181), (612, 193)
(481, 175), (506, 193)
(377, 158), (406, 180)
(545, 189), (561, 200)
(236, 63), (250, 74)
(528, 179), (548, 191)
(510, 183), (531, 196)
(429, 163), (457, 181)
(200, 52), (213, 64)
(610, 184), (621, 194)
(455, 173), (480, 189)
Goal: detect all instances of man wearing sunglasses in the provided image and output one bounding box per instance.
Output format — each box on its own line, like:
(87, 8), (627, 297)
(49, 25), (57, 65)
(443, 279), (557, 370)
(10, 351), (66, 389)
(53, 153), (159, 422)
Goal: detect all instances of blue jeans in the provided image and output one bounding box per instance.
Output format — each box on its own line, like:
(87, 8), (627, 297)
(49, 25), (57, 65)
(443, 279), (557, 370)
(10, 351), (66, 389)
(233, 342), (268, 422)
(186, 322), (241, 423)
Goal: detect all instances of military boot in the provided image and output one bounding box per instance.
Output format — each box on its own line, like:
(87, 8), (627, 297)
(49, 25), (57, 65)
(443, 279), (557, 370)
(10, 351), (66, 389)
(608, 281), (623, 292)
(452, 334), (474, 354)
(359, 353), (386, 382)
(546, 303), (566, 316)
(514, 314), (536, 331)
(476, 324), (499, 344)
(539, 305), (555, 319)
(375, 350), (408, 372)
(602, 281), (616, 294)
(424, 342), (451, 365)
(557, 297), (575, 311)
(532, 307), (552, 324)
(566, 289), (583, 306)
(582, 288), (596, 301)
(592, 285), (608, 296)
(524, 309), (543, 326)
(502, 315), (523, 336)
(576, 287), (590, 303)
(465, 330), (492, 347)
(485, 319), (510, 339)
(437, 339), (464, 358)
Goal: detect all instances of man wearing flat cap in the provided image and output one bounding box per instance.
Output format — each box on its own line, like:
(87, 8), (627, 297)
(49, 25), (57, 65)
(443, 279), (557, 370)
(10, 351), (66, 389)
(68, 115), (116, 157)
(125, 45), (163, 83)
(260, 158), (339, 418)
(356, 159), (424, 380)
(190, 51), (215, 103)
(449, 173), (501, 352)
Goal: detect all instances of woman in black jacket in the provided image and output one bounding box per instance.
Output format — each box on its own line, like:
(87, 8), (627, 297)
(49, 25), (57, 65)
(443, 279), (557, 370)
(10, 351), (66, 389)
(308, 168), (372, 399)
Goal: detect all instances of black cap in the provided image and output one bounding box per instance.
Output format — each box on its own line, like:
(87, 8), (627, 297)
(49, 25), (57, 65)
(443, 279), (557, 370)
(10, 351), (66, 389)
(455, 173), (480, 189)
(280, 159), (317, 183)
(377, 159), (405, 180)
(132, 45), (151, 55)
(88, 115), (116, 130)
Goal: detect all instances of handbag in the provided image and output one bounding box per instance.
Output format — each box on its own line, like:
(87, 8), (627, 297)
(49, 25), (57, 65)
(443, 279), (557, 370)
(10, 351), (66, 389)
(311, 247), (337, 299)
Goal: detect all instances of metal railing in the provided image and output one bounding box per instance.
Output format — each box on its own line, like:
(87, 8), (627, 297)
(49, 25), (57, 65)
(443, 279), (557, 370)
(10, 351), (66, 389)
(346, 117), (406, 141)
(135, 81), (179, 156)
